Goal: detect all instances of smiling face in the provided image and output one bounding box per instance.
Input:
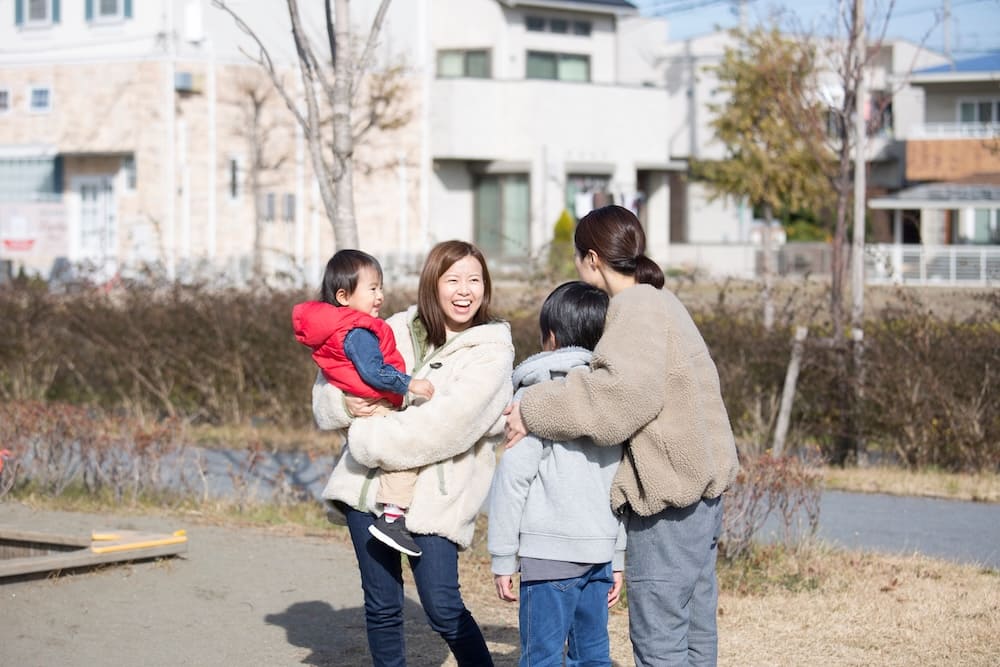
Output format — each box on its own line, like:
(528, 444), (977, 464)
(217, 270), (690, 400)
(437, 255), (485, 333)
(337, 265), (384, 317)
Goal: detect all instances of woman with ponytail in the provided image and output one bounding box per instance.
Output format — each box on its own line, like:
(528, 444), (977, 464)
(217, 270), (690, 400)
(504, 205), (739, 667)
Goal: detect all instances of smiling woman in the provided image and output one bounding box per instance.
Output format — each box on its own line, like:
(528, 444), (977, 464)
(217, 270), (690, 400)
(310, 240), (514, 666)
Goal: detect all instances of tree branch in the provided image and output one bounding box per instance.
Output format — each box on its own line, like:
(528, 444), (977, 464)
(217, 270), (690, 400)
(352, 0), (392, 103)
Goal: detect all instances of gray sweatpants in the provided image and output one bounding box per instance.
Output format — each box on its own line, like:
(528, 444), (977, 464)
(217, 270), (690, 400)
(625, 496), (723, 667)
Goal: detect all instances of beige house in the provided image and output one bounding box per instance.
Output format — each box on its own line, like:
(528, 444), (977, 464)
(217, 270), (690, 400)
(1, 0), (682, 283)
(0, 0), (419, 284)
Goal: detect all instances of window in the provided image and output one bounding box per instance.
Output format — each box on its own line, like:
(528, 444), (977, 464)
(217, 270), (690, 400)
(0, 89), (10, 114)
(282, 193), (296, 222)
(436, 50), (491, 78)
(262, 192), (276, 221)
(524, 15), (591, 36)
(526, 51), (590, 82)
(88, 0), (129, 22)
(228, 157), (242, 200)
(0, 156), (61, 200)
(28, 86), (51, 112)
(956, 209), (1000, 245)
(474, 174), (530, 259)
(29, 0), (52, 22)
(121, 155), (136, 191)
(565, 174), (610, 219)
(526, 16), (545, 32)
(867, 92), (893, 138)
(958, 98), (1000, 124)
(15, 0), (59, 26)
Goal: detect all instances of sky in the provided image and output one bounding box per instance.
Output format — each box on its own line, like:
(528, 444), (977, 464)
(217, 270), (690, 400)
(635, 0), (1000, 58)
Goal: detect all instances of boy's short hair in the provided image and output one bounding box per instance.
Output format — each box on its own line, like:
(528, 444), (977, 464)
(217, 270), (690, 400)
(539, 281), (609, 351)
(320, 249), (383, 306)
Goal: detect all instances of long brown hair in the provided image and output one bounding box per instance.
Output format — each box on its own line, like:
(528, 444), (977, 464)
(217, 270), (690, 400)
(416, 240), (495, 347)
(574, 205), (665, 289)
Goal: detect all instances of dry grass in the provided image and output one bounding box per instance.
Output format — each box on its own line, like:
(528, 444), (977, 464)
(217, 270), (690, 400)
(717, 546), (1000, 666)
(822, 465), (1000, 503)
(14, 494), (998, 666)
(187, 422), (342, 454)
(454, 542), (1000, 667)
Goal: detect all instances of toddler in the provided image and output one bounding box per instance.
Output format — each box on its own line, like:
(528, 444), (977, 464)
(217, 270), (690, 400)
(293, 249), (431, 557)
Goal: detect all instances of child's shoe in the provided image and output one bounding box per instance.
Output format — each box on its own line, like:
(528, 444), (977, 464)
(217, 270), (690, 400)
(368, 515), (422, 557)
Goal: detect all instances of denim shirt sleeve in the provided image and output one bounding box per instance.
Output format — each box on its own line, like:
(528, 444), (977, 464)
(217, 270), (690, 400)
(343, 327), (411, 396)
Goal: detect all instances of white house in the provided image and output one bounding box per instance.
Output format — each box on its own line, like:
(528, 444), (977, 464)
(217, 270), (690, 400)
(1, 0), (689, 282)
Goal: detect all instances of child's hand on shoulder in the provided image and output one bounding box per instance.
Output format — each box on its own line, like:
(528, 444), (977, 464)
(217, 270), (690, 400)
(408, 378), (434, 401)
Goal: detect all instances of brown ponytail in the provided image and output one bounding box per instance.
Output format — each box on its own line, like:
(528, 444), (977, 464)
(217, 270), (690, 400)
(575, 205), (665, 289)
(635, 254), (665, 289)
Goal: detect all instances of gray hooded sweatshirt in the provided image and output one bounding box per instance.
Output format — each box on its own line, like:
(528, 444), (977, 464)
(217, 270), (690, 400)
(488, 346), (625, 576)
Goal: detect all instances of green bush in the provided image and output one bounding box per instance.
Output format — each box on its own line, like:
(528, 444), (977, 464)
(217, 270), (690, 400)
(546, 209), (577, 281)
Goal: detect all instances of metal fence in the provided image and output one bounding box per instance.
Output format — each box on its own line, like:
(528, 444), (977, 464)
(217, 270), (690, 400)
(865, 243), (1000, 287)
(661, 242), (1000, 287)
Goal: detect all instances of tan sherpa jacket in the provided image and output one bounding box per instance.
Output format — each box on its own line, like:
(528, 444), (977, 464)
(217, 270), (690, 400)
(519, 284), (739, 516)
(314, 305), (514, 549)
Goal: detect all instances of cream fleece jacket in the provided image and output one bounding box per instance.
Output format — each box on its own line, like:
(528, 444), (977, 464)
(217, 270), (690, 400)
(519, 284), (739, 515)
(314, 306), (514, 549)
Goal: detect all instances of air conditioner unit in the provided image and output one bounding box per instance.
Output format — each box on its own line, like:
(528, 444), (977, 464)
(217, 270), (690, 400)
(174, 71), (203, 93)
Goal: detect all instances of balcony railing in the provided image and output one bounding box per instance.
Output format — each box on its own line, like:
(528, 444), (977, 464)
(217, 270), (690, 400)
(908, 122), (1000, 139)
(661, 242), (1000, 286)
(866, 243), (1000, 286)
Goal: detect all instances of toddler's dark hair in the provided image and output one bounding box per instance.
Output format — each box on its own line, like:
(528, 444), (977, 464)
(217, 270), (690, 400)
(320, 249), (382, 306)
(539, 281), (609, 351)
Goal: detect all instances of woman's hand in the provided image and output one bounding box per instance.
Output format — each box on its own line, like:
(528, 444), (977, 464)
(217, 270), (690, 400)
(503, 402), (528, 448)
(494, 574), (518, 602)
(345, 395), (391, 418)
(608, 571), (624, 608)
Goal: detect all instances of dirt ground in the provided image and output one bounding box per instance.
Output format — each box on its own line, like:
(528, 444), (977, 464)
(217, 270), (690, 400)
(0, 502), (627, 666)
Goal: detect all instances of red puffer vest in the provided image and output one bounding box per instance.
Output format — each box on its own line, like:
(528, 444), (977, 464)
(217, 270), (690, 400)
(292, 301), (407, 407)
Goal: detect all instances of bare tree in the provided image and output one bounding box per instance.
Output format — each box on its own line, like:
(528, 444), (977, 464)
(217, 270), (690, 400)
(227, 73), (289, 278)
(213, 0), (405, 250)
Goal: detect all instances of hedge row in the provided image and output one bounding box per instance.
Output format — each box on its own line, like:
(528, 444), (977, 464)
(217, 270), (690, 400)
(1, 279), (997, 471)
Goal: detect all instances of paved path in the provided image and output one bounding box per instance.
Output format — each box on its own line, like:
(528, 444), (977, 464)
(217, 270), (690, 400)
(0, 503), (500, 667)
(816, 490), (1000, 569)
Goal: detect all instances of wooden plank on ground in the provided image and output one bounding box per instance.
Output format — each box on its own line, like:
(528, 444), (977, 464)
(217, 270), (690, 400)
(0, 528), (187, 579)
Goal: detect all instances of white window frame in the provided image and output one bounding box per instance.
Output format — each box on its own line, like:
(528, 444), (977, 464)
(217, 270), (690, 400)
(27, 85), (52, 113)
(94, 0), (125, 23)
(25, 0), (54, 26)
(0, 88), (11, 115)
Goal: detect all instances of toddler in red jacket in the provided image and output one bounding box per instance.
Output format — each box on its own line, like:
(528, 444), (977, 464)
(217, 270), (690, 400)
(293, 249), (431, 557)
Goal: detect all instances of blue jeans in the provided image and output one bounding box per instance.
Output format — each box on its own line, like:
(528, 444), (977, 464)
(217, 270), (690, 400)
(345, 508), (493, 667)
(625, 497), (723, 667)
(519, 562), (613, 667)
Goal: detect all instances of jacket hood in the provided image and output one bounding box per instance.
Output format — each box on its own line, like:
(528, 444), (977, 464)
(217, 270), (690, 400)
(292, 301), (344, 347)
(512, 346), (592, 391)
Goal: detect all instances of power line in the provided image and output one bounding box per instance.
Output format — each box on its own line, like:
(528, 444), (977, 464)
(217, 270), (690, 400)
(642, 0), (736, 16)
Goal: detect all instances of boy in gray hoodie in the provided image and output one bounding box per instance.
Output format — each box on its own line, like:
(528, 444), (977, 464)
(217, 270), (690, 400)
(488, 281), (624, 666)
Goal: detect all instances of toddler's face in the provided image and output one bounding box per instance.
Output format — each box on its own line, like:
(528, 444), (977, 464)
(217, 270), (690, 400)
(341, 265), (384, 317)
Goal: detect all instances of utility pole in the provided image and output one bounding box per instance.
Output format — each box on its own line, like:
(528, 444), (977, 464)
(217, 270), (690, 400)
(850, 0), (867, 465)
(850, 0), (866, 331)
(943, 0), (953, 67)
